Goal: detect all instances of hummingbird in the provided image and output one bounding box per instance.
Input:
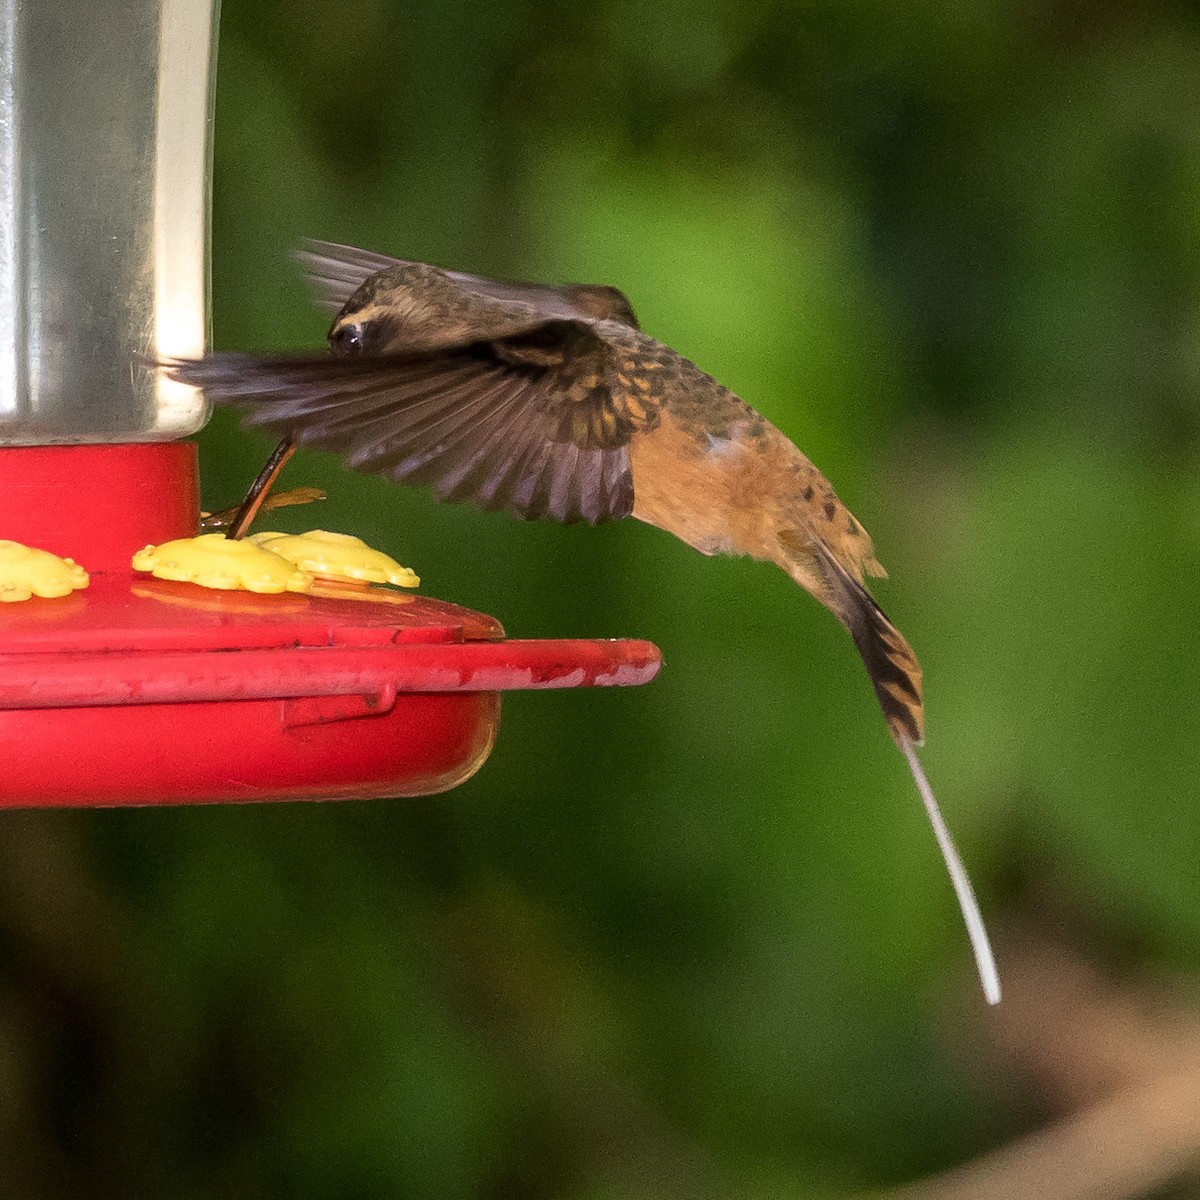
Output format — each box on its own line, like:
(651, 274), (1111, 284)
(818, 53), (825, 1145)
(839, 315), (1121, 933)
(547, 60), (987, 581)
(167, 239), (1000, 1005)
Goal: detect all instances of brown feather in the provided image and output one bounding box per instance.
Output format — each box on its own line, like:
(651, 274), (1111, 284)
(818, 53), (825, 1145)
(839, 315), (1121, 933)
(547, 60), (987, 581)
(165, 322), (639, 526)
(788, 533), (925, 745)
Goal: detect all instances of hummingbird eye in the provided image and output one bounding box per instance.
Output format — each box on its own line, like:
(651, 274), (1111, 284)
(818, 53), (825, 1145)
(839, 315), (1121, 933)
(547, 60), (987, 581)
(330, 322), (365, 357)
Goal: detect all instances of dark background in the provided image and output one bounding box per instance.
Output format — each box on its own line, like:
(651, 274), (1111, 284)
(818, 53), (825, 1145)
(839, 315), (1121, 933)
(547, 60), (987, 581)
(5, 1), (1200, 1195)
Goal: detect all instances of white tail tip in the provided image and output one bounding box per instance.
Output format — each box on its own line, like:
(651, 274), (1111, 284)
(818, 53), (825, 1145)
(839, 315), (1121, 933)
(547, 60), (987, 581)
(899, 738), (1001, 1006)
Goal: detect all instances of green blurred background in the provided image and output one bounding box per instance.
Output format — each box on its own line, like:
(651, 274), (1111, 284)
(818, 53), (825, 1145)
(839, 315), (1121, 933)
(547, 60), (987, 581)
(6, 0), (1200, 1195)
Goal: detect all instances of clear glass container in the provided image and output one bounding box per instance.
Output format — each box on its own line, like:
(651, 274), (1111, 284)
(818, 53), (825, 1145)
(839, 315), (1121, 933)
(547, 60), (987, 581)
(0, 0), (218, 444)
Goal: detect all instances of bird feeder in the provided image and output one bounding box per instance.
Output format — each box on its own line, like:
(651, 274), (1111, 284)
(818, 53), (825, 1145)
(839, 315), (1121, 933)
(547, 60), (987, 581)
(0, 0), (659, 807)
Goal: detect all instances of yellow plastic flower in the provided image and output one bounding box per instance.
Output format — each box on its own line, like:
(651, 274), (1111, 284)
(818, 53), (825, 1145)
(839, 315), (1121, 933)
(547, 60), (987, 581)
(0, 540), (89, 602)
(248, 530), (419, 588)
(131, 533), (312, 594)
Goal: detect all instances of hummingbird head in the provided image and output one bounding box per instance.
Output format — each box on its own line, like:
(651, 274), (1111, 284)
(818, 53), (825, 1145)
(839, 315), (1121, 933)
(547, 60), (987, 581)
(327, 271), (425, 357)
(328, 262), (509, 359)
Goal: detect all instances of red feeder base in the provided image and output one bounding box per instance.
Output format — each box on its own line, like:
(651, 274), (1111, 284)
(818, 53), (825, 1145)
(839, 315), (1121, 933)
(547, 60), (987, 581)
(0, 443), (661, 808)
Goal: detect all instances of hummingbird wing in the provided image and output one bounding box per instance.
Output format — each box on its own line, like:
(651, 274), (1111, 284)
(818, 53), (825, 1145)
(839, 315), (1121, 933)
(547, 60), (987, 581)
(296, 241), (403, 312)
(298, 240), (639, 328)
(169, 321), (637, 525)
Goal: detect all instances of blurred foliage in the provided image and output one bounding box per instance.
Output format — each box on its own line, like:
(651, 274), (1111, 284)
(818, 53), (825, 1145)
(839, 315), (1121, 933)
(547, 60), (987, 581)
(6, 0), (1200, 1195)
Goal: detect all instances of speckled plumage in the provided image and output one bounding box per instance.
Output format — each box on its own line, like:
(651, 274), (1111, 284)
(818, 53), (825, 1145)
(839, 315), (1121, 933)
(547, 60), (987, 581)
(165, 240), (1001, 1006)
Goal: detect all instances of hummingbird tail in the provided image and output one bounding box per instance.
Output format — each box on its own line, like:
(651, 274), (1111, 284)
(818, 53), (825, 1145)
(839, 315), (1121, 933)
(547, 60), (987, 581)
(899, 737), (1002, 1006)
(785, 538), (998, 1003)
(845, 598), (925, 747)
(796, 538), (999, 1004)
(799, 537), (926, 747)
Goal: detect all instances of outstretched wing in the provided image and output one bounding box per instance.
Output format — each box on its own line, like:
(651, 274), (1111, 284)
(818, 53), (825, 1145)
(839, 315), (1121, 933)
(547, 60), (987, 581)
(169, 321), (638, 525)
(298, 239), (640, 329)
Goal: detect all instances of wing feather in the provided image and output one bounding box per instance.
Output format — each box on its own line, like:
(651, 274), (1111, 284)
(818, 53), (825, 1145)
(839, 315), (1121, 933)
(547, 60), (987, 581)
(430, 386), (545, 503)
(166, 327), (640, 525)
(296, 241), (405, 313)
